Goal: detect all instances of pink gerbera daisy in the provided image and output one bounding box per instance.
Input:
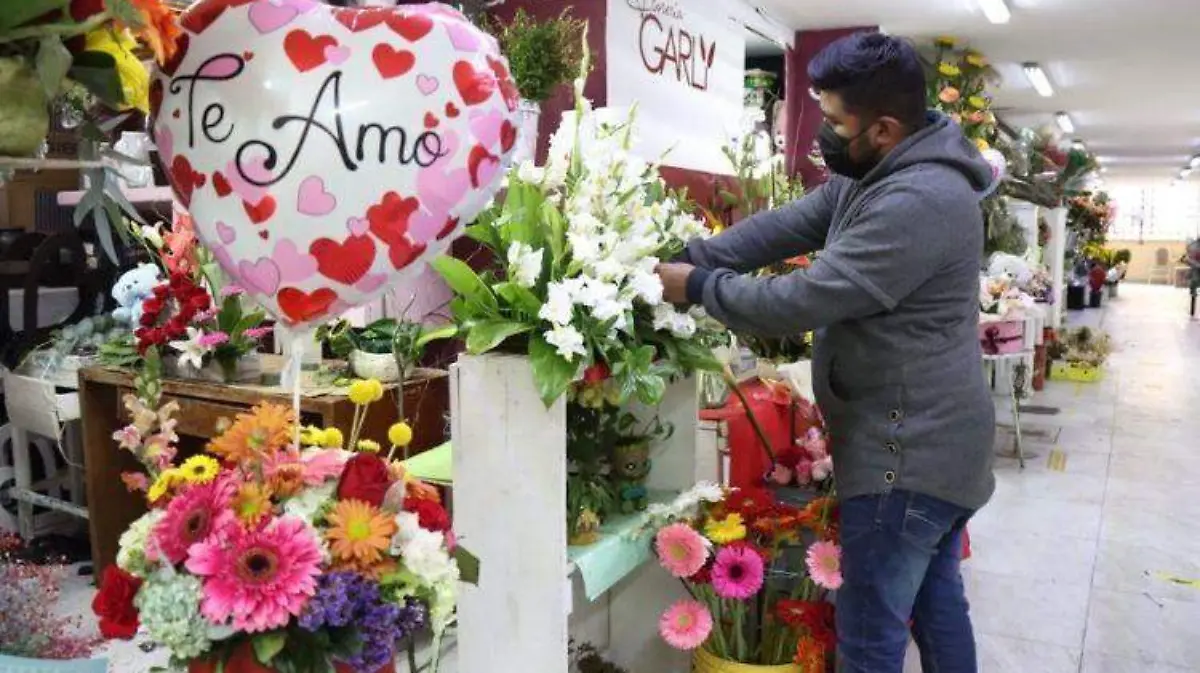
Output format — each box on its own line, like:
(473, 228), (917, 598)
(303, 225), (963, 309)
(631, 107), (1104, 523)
(152, 476), (237, 564)
(659, 599), (713, 650)
(186, 515), (323, 632)
(655, 523), (709, 578)
(711, 544), (765, 600)
(806, 540), (844, 590)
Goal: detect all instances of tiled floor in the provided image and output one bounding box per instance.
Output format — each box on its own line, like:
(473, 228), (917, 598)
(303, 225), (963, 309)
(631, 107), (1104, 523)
(904, 283), (1200, 672)
(53, 284), (1200, 672)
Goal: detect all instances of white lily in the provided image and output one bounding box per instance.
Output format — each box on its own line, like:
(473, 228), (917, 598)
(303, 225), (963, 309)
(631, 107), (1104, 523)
(168, 327), (208, 371)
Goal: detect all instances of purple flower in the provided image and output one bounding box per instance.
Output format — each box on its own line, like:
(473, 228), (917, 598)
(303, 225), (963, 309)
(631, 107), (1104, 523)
(299, 572), (428, 671)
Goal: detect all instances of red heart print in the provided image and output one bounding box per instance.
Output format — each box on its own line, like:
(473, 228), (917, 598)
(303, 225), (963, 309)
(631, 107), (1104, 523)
(242, 50), (254, 61)
(258, 230), (270, 240)
(172, 109), (181, 119)
(333, 7), (389, 32)
(169, 155), (204, 207)
(372, 44), (415, 79)
(243, 195), (277, 224)
(181, 0), (255, 34)
(277, 287), (339, 324)
(284, 29), (338, 72)
(386, 12), (433, 41)
(424, 112), (439, 129)
(366, 191), (420, 247)
(445, 102), (460, 118)
(437, 217), (459, 241)
(500, 120), (517, 153)
(160, 33), (190, 77)
(386, 238), (427, 271)
(309, 235), (377, 285)
(487, 56), (520, 112)
(149, 80), (163, 128)
(453, 61), (496, 106)
(212, 171), (232, 197)
(468, 145), (499, 188)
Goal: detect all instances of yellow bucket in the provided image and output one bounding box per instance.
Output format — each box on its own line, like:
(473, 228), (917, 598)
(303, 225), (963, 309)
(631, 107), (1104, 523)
(693, 647), (801, 673)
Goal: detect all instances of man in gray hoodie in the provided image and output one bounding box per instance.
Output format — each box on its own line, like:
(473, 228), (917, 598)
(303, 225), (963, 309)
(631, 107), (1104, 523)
(657, 32), (995, 673)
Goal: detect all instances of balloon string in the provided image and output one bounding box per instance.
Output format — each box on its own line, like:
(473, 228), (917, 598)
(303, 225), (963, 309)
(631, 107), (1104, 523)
(287, 331), (306, 449)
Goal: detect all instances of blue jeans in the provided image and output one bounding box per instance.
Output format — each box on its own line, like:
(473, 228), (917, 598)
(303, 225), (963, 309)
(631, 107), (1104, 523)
(836, 490), (977, 673)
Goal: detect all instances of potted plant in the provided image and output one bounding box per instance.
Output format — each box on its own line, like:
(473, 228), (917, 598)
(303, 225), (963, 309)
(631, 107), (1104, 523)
(489, 8), (587, 165)
(319, 317), (454, 384)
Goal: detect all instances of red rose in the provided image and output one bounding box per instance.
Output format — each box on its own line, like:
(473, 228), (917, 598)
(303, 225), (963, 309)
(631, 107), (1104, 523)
(92, 566), (142, 640)
(337, 453), (393, 508)
(582, 363), (609, 384)
(404, 496), (451, 532)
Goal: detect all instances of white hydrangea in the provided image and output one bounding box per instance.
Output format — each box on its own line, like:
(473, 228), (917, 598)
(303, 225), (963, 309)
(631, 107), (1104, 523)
(506, 242), (544, 289)
(117, 509), (164, 578)
(134, 572), (223, 660)
(282, 481), (336, 525)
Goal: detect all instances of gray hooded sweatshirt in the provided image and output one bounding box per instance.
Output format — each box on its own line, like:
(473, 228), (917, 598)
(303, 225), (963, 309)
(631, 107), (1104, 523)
(684, 112), (996, 511)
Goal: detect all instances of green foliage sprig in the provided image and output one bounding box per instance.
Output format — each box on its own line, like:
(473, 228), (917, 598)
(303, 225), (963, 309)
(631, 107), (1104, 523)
(490, 9), (587, 103)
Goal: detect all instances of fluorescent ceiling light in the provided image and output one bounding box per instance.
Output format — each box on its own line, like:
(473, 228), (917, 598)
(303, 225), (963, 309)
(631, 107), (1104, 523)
(978, 0), (1011, 24)
(1189, 155), (1200, 169)
(1023, 63), (1054, 97)
(1055, 112), (1074, 134)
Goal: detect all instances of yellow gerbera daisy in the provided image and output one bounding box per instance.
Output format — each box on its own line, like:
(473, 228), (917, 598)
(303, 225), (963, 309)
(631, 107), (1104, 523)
(937, 62), (961, 78)
(325, 500), (397, 572)
(934, 35), (957, 49)
(356, 439), (382, 454)
(388, 422), (413, 448)
(968, 95), (989, 110)
(975, 138), (991, 152)
(965, 52), (987, 68)
(147, 469), (181, 504)
(348, 379), (384, 405)
(232, 482), (274, 527)
(178, 455), (220, 484)
(704, 513), (747, 544)
(299, 425), (325, 447)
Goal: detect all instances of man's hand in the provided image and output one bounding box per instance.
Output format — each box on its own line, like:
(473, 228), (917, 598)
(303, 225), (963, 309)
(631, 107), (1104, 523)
(655, 263), (695, 305)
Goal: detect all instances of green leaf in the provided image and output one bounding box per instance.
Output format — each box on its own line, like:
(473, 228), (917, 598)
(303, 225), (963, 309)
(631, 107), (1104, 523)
(543, 201), (567, 264)
(69, 51), (124, 107)
(529, 333), (577, 407)
(674, 338), (721, 372)
(430, 256), (496, 314)
(465, 320), (532, 354)
(35, 37), (72, 98)
(0, 0), (68, 30)
(415, 324), (458, 348)
(454, 545), (481, 585)
(494, 282), (543, 317)
(464, 220), (502, 251)
(253, 631), (288, 664)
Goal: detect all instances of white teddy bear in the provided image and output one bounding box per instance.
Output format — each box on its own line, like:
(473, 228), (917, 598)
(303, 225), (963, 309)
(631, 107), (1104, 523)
(111, 263), (162, 327)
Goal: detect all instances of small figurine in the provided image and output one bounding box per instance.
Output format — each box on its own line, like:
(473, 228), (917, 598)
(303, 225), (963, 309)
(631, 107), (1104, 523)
(612, 440), (651, 514)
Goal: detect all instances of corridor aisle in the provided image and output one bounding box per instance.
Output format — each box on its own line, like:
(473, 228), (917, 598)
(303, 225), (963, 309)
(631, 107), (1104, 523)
(908, 283), (1200, 672)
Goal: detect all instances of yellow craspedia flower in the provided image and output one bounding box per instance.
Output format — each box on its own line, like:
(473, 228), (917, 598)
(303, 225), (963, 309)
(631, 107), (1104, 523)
(965, 52), (987, 68)
(937, 62), (961, 78)
(356, 439), (382, 454)
(968, 95), (989, 110)
(704, 513), (747, 544)
(322, 427), (345, 449)
(147, 469), (181, 504)
(83, 29), (149, 113)
(934, 35), (957, 49)
(299, 425), (325, 447)
(348, 379), (384, 405)
(178, 455), (220, 484)
(388, 422), (413, 448)
(975, 138), (991, 152)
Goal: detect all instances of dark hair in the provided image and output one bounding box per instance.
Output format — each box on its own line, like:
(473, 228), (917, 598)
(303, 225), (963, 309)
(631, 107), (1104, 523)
(808, 32), (927, 130)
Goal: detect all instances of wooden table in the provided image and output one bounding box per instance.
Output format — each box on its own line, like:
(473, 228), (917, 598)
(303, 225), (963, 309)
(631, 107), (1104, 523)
(80, 359), (448, 575)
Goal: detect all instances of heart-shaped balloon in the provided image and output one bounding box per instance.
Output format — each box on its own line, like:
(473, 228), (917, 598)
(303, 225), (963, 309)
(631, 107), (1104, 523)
(153, 0), (519, 329)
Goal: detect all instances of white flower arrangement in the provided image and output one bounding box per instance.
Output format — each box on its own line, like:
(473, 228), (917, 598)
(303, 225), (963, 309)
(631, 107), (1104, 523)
(434, 57), (722, 406)
(980, 272), (1035, 321)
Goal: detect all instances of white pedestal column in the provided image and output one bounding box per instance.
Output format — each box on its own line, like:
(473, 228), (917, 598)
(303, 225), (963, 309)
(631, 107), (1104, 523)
(1047, 207), (1069, 330)
(1008, 199), (1040, 261)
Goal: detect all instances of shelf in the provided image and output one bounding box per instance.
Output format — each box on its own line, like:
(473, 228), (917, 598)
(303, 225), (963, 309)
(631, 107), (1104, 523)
(566, 489), (677, 601)
(56, 185), (174, 207)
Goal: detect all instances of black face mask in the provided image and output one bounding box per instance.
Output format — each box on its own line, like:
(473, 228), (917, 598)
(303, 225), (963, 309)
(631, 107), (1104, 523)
(817, 121), (880, 180)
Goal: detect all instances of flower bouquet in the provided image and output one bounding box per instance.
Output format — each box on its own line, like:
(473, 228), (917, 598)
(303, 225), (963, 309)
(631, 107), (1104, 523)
(650, 486), (840, 672)
(979, 273), (1034, 322)
(94, 379), (472, 673)
(927, 36), (997, 153)
(433, 50), (722, 407)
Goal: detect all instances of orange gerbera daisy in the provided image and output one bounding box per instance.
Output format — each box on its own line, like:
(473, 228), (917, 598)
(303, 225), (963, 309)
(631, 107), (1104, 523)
(794, 636), (826, 673)
(267, 464), (306, 499)
(325, 499), (397, 574)
(232, 482), (274, 527)
(124, 0), (182, 65)
(207, 403), (295, 465)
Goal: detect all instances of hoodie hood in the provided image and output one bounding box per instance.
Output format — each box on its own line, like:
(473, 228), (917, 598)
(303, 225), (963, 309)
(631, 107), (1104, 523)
(858, 111), (994, 194)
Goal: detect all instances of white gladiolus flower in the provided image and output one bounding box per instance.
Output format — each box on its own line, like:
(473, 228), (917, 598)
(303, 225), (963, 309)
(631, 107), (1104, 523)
(540, 281), (577, 326)
(507, 242), (544, 289)
(545, 324), (587, 361)
(629, 269), (664, 305)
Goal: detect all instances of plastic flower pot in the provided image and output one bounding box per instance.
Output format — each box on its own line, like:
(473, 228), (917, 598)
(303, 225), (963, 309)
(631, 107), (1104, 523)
(692, 646), (801, 673)
(350, 349), (403, 383)
(187, 643), (396, 673)
(0, 57), (50, 157)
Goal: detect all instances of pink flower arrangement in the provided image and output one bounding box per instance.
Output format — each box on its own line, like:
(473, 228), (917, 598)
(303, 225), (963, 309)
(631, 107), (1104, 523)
(712, 544), (765, 600)
(659, 599), (713, 650)
(152, 476), (238, 564)
(197, 331), (230, 348)
(186, 515), (324, 632)
(655, 523), (709, 578)
(806, 540), (844, 590)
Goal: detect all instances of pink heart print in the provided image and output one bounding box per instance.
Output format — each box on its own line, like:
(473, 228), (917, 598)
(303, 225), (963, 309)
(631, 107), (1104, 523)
(297, 175), (337, 216)
(416, 74), (439, 96)
(271, 239), (320, 283)
(248, 0), (299, 34)
(238, 257), (283, 296)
